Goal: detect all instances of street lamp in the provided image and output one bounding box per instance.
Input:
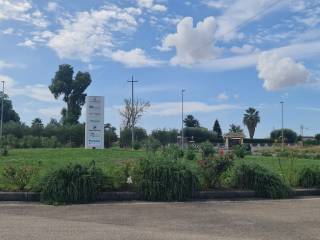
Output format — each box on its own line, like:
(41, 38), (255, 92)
(280, 101), (284, 151)
(181, 89), (186, 150)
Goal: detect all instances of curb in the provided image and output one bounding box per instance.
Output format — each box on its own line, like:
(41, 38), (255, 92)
(0, 189), (319, 202)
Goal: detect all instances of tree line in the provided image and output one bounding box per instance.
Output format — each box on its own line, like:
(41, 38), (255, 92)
(1, 64), (318, 149)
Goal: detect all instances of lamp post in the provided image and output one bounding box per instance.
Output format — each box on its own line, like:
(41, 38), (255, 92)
(181, 89), (186, 150)
(128, 76), (138, 150)
(280, 101), (284, 151)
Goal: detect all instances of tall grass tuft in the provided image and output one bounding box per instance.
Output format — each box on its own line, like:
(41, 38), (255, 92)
(134, 155), (198, 201)
(298, 166), (320, 188)
(234, 163), (292, 199)
(40, 161), (105, 204)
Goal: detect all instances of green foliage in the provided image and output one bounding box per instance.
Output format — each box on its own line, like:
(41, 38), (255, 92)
(200, 141), (216, 159)
(151, 129), (178, 146)
(270, 129), (298, 143)
(162, 145), (184, 159)
(315, 134), (320, 143)
(233, 163), (292, 199)
(183, 127), (217, 143)
(298, 166), (320, 188)
(243, 107), (260, 139)
(145, 137), (161, 153)
(104, 123), (118, 148)
(184, 114), (200, 128)
(213, 119), (222, 139)
(134, 155), (198, 201)
(185, 147), (196, 161)
(233, 144), (251, 158)
(0, 145), (9, 156)
(49, 64), (92, 125)
(120, 127), (147, 148)
(0, 94), (20, 123)
(198, 154), (234, 188)
(40, 162), (105, 204)
(229, 124), (243, 133)
(2, 164), (38, 190)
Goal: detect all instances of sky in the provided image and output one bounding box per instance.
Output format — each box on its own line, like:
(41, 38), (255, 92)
(0, 0), (320, 138)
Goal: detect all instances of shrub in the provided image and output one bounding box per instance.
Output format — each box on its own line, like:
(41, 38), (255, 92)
(134, 156), (198, 201)
(0, 146), (9, 156)
(298, 167), (320, 188)
(185, 147), (196, 161)
(162, 145), (184, 160)
(2, 164), (38, 190)
(233, 163), (292, 199)
(198, 154), (234, 189)
(200, 141), (215, 159)
(145, 137), (161, 153)
(40, 162), (105, 204)
(233, 145), (245, 158)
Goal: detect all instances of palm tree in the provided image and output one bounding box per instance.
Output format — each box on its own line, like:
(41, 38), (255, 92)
(243, 107), (260, 139)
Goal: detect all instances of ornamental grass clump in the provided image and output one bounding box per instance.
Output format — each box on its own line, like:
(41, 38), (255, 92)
(135, 155), (198, 201)
(298, 166), (320, 188)
(234, 163), (292, 199)
(40, 161), (105, 204)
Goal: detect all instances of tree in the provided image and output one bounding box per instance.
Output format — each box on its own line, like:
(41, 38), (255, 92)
(120, 127), (147, 148)
(0, 94), (20, 123)
(270, 129), (298, 143)
(213, 119), (222, 139)
(184, 115), (200, 128)
(31, 118), (44, 136)
(243, 107), (260, 139)
(104, 123), (118, 148)
(49, 64), (92, 125)
(315, 134), (320, 143)
(119, 98), (150, 128)
(229, 124), (243, 133)
(151, 129), (179, 146)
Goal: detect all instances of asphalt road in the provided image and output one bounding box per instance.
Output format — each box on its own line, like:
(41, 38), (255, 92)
(0, 198), (319, 240)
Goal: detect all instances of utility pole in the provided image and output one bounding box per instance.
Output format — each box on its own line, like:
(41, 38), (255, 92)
(128, 76), (138, 150)
(280, 101), (284, 151)
(0, 81), (4, 143)
(181, 89), (186, 150)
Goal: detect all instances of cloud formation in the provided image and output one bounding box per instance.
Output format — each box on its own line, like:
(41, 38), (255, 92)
(111, 48), (163, 68)
(148, 101), (240, 116)
(257, 52), (310, 91)
(47, 5), (141, 61)
(162, 17), (221, 66)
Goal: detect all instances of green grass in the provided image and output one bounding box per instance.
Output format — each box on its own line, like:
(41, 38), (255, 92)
(1, 148), (320, 191)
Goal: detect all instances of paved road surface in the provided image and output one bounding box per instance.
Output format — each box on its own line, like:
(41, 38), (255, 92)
(0, 198), (319, 240)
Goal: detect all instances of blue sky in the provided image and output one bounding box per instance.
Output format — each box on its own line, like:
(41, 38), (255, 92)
(0, 0), (320, 138)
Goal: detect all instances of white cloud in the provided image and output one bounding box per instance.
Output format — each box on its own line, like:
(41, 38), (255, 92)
(2, 28), (14, 35)
(47, 5), (141, 62)
(162, 16), (222, 66)
(216, 0), (285, 41)
(17, 39), (36, 48)
(257, 52), (310, 91)
(0, 75), (54, 102)
(0, 0), (49, 28)
(111, 48), (163, 68)
(148, 101), (240, 116)
(47, 2), (58, 12)
(202, 0), (231, 9)
(198, 40), (320, 72)
(230, 44), (259, 55)
(136, 0), (167, 12)
(217, 93), (229, 101)
(0, 60), (15, 69)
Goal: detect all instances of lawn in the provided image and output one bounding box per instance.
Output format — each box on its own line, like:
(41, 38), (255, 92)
(0, 147), (319, 191)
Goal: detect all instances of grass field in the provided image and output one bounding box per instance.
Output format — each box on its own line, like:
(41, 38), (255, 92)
(0, 147), (320, 191)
